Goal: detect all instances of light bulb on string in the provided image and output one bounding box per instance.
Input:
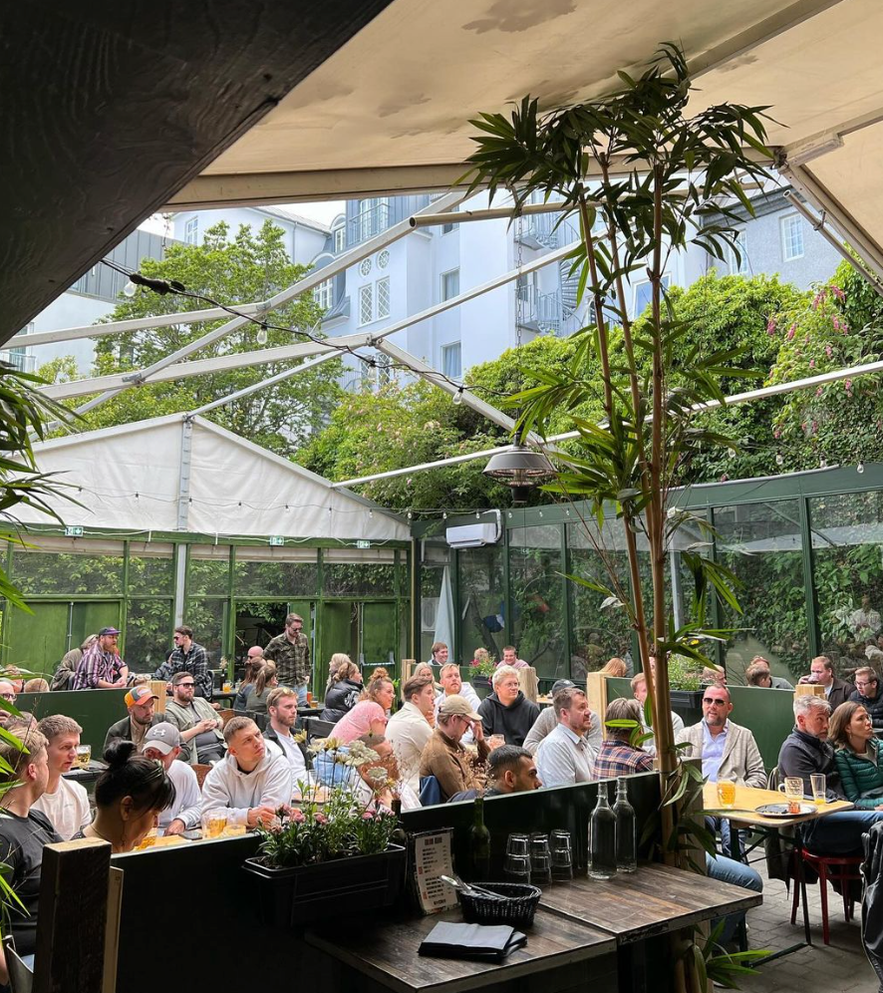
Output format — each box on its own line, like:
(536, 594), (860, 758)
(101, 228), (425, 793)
(858, 462), (865, 474)
(123, 281), (138, 298)
(452, 389), (463, 406)
(256, 326), (268, 345)
(820, 458), (828, 468)
(775, 453), (784, 466)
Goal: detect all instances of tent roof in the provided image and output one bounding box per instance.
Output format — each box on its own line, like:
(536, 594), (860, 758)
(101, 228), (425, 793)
(19, 415), (408, 543)
(167, 0), (883, 268)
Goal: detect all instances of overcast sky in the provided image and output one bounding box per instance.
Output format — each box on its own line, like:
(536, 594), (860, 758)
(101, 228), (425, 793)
(139, 200), (345, 235)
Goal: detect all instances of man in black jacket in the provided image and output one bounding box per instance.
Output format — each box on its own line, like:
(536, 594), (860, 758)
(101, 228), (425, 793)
(477, 665), (540, 747)
(797, 655), (853, 710)
(850, 667), (883, 727)
(778, 693), (882, 853)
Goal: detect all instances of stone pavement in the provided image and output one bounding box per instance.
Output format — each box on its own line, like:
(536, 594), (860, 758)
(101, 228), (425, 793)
(739, 861), (879, 993)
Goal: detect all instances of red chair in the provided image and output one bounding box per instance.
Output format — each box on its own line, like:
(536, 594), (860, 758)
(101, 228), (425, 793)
(790, 847), (863, 945)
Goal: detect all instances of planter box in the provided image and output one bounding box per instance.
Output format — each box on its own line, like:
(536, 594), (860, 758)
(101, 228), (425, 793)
(471, 675), (493, 700)
(243, 845), (406, 928)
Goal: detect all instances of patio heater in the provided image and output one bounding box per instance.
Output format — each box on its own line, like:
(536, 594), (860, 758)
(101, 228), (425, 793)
(483, 445), (555, 506)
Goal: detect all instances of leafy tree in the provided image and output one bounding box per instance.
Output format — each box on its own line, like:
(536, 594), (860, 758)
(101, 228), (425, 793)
(75, 220), (342, 457)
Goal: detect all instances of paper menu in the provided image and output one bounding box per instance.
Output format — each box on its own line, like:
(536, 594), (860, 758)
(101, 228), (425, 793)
(413, 829), (459, 914)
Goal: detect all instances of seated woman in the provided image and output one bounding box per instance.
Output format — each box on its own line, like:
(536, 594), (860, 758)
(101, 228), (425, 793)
(80, 740), (176, 852)
(313, 701), (389, 786)
(245, 662), (278, 719)
(361, 669), (396, 716)
(598, 657), (627, 678)
(233, 654), (264, 713)
(830, 701), (883, 808)
(321, 658), (362, 722)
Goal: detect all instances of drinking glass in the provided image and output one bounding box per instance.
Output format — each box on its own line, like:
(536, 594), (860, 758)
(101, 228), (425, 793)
(810, 773), (827, 805)
(306, 691), (313, 706)
(529, 833), (552, 885)
(778, 777), (804, 813)
(487, 734), (506, 751)
(716, 780), (736, 808)
(75, 744), (91, 769)
(202, 809), (228, 839)
(505, 834), (531, 882)
(550, 829), (573, 880)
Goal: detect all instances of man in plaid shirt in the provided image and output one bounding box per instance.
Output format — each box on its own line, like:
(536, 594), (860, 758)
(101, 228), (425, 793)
(71, 627), (128, 690)
(263, 613), (311, 704)
(153, 625), (213, 700)
(593, 697), (655, 779)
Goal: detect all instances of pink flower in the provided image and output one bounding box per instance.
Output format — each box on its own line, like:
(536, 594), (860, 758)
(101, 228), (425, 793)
(720, 474), (729, 482)
(825, 344), (833, 358)
(766, 319), (777, 335)
(816, 387), (823, 396)
(362, 811), (375, 821)
(291, 808), (305, 823)
(845, 379), (853, 391)
(809, 359), (815, 368)
(832, 316), (841, 331)
(812, 421), (818, 434)
(314, 812), (328, 825)
(787, 325), (796, 341)
(773, 428), (781, 439)
(831, 285), (845, 301)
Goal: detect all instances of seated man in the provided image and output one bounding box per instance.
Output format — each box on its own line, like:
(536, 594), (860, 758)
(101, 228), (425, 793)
(163, 671), (225, 765)
(850, 666), (883, 726)
(449, 744), (542, 801)
(419, 695), (490, 803)
(798, 655), (854, 711)
(104, 685), (168, 752)
(351, 734), (421, 810)
(477, 665), (540, 747)
(593, 698), (655, 779)
(31, 715), (91, 841)
(435, 662), (482, 742)
(746, 655), (792, 690)
(201, 717), (292, 828)
(778, 694), (883, 853)
(523, 679), (603, 757)
(264, 687), (308, 782)
(535, 686), (598, 787)
(499, 645), (529, 669)
(631, 672), (684, 756)
(0, 727), (59, 984)
(386, 672), (436, 793)
(141, 723), (202, 835)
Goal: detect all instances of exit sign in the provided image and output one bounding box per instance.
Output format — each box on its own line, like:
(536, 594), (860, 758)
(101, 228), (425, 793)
(356, 539), (371, 549)
(64, 526), (84, 537)
(269, 535), (285, 546)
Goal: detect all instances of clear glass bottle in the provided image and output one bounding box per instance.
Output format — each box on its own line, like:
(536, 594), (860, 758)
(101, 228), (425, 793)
(469, 795), (492, 880)
(589, 787), (617, 880)
(613, 778), (637, 873)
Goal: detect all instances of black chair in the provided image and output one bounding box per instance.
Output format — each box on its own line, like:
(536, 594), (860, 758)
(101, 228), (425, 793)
(3, 936), (33, 993)
(304, 717), (337, 742)
(862, 822), (883, 991)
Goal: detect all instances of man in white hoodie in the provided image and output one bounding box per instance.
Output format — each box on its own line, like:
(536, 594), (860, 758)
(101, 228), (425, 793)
(200, 717), (292, 828)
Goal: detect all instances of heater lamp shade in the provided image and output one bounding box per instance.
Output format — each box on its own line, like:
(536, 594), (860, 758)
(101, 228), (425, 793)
(483, 446), (555, 488)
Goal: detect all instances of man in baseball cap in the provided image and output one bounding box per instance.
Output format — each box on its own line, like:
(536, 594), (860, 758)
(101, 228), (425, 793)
(141, 723), (201, 835)
(70, 627), (128, 690)
(419, 694), (490, 802)
(104, 684), (166, 753)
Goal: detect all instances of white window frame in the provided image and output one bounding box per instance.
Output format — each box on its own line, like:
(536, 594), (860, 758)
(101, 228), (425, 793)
(726, 229), (748, 274)
(184, 217), (199, 245)
(314, 278), (333, 311)
(358, 284), (374, 327)
(441, 341), (462, 380)
(333, 226), (346, 253)
(376, 276), (390, 320)
(441, 268), (460, 302)
(781, 213), (804, 261)
(632, 273), (671, 318)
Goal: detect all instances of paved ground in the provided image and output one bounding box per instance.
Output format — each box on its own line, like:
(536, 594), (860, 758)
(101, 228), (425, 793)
(739, 861), (879, 993)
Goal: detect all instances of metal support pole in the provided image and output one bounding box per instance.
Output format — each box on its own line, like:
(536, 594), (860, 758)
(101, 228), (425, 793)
(176, 418), (194, 531)
(409, 200), (573, 229)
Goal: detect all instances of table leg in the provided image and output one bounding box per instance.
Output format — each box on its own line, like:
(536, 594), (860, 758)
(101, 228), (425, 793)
(795, 824), (812, 946)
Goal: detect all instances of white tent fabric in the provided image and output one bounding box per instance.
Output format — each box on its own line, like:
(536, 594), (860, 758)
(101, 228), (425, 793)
(18, 414), (408, 542)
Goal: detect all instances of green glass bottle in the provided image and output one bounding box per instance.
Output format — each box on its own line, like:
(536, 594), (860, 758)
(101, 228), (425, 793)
(469, 795), (492, 881)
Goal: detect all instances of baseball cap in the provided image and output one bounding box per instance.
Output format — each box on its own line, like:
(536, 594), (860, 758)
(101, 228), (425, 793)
(125, 685), (159, 708)
(438, 694), (481, 721)
(142, 723), (181, 755)
(99, 627), (121, 637)
(551, 679), (575, 695)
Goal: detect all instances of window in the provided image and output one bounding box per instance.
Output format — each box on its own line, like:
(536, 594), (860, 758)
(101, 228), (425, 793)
(781, 214), (804, 261)
(357, 197), (390, 241)
(359, 284), (374, 326)
(184, 217), (199, 245)
(376, 277), (390, 319)
(359, 258), (372, 277)
(314, 278), (333, 311)
(441, 341), (462, 379)
(726, 230), (748, 274)
(442, 222), (457, 234)
(632, 274), (671, 317)
(333, 226), (346, 253)
(441, 269), (460, 302)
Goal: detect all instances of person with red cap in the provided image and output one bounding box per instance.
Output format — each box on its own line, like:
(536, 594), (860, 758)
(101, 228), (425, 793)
(103, 685), (168, 752)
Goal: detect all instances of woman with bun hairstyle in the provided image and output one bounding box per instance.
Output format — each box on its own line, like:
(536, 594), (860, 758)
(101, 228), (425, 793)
(81, 741), (176, 852)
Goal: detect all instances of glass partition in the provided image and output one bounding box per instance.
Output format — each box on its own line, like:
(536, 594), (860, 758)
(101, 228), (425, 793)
(12, 538), (125, 596)
(234, 547), (318, 598)
(126, 599), (173, 670)
(188, 545), (231, 595)
(127, 542), (174, 595)
(420, 542), (451, 663)
(184, 597), (227, 664)
(508, 525), (566, 679)
(323, 547), (396, 596)
(458, 545), (506, 664)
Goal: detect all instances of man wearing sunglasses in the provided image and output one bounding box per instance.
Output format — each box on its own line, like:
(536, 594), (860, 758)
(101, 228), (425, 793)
(164, 672), (225, 765)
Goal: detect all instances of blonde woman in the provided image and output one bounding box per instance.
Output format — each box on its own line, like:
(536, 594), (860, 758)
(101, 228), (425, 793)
(321, 658), (363, 722)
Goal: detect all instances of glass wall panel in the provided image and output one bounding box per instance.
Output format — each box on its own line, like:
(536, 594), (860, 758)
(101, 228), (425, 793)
(509, 525), (566, 679)
(234, 548), (318, 598)
(125, 599), (173, 671)
(713, 501), (808, 684)
(188, 546), (231, 595)
(127, 543), (174, 595)
(323, 548), (396, 596)
(567, 520), (633, 679)
(184, 598), (227, 664)
(811, 490), (883, 672)
(458, 545), (506, 664)
(12, 539), (124, 596)
(420, 542), (451, 663)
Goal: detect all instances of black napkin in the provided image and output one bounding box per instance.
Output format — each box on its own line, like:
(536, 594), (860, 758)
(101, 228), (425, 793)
(419, 922), (527, 962)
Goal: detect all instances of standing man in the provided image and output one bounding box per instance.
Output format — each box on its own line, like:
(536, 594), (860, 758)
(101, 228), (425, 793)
(263, 613), (311, 705)
(535, 686), (597, 787)
(32, 715), (91, 841)
(104, 685), (169, 752)
(141, 724), (202, 835)
(163, 672), (225, 765)
(264, 687), (308, 781)
(71, 627), (128, 690)
(799, 655), (854, 710)
(850, 667), (883, 726)
(153, 625), (213, 700)
(427, 642), (449, 667)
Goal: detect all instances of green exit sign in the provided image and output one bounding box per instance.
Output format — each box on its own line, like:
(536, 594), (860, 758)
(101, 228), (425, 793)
(269, 535), (285, 546)
(64, 526), (84, 537)
(356, 539), (371, 549)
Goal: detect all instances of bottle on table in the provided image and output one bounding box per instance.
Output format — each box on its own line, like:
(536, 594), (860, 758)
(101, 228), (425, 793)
(469, 795), (492, 881)
(589, 786), (617, 880)
(613, 778), (637, 873)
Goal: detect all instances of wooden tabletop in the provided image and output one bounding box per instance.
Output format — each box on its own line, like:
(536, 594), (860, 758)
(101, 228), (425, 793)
(702, 782), (853, 828)
(538, 864), (762, 945)
(305, 906), (615, 993)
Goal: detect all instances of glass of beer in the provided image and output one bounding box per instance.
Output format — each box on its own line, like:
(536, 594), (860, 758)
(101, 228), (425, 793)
(75, 745), (91, 769)
(306, 691), (313, 706)
(202, 809), (228, 839)
(716, 780), (736, 808)
(778, 777), (804, 814)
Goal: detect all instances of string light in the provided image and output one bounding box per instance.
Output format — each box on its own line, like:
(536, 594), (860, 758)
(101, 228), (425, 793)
(775, 453), (784, 466)
(123, 281), (138, 298)
(857, 462), (865, 474)
(452, 390), (463, 405)
(256, 326), (268, 345)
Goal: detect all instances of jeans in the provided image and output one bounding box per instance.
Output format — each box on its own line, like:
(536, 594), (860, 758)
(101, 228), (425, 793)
(296, 684), (308, 706)
(706, 853), (763, 946)
(312, 749), (355, 788)
(803, 810), (883, 855)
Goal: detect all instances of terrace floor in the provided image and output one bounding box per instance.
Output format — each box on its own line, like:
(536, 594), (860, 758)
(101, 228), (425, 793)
(740, 861), (878, 993)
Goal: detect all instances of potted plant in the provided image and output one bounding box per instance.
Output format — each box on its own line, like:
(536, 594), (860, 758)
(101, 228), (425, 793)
(667, 656), (707, 722)
(468, 650), (496, 697)
(243, 738), (406, 928)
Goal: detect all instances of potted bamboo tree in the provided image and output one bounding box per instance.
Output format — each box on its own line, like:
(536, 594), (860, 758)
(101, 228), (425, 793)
(462, 43), (772, 990)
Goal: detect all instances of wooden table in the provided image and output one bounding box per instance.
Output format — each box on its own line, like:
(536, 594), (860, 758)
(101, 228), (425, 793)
(305, 906), (617, 993)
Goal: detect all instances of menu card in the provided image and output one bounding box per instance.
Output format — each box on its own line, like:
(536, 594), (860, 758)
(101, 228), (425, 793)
(413, 829), (458, 914)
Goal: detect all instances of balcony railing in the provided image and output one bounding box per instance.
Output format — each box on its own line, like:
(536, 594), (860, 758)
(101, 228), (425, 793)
(0, 350), (36, 373)
(348, 202), (391, 246)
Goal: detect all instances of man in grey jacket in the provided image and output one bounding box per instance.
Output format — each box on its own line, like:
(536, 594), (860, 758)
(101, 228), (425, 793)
(523, 679), (603, 757)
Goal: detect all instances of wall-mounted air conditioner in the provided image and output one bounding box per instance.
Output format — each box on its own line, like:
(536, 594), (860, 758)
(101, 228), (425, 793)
(445, 523), (499, 549)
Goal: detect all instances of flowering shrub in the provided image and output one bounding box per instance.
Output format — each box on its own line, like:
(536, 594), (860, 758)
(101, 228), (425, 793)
(470, 649), (497, 678)
(254, 738), (398, 868)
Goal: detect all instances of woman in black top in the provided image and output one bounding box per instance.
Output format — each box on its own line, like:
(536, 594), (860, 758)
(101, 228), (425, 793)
(321, 658), (362, 722)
